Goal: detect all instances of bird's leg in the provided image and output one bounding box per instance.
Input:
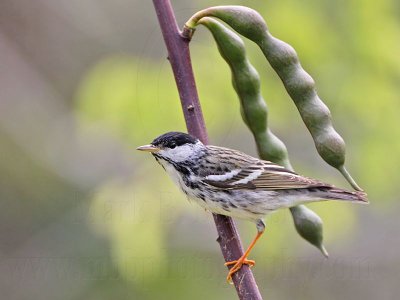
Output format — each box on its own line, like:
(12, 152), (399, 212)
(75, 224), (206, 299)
(224, 220), (265, 283)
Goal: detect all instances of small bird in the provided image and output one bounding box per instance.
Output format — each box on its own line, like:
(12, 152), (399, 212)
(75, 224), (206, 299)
(137, 131), (367, 282)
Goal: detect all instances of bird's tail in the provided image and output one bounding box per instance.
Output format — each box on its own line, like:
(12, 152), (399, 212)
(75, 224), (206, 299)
(313, 187), (368, 204)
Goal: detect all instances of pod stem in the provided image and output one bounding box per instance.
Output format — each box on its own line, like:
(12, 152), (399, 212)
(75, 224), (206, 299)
(183, 7), (231, 39)
(182, 9), (209, 39)
(152, 1), (262, 298)
(185, 9), (210, 29)
(320, 245), (330, 258)
(338, 166), (363, 191)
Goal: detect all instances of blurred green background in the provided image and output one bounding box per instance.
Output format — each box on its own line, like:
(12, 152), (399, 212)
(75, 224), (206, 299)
(0, 0), (399, 299)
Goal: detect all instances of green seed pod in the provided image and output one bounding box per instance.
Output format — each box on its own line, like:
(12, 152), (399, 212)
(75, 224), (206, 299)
(261, 32), (348, 170)
(185, 5), (362, 191)
(199, 17), (291, 168)
(199, 17), (327, 256)
(290, 205), (329, 258)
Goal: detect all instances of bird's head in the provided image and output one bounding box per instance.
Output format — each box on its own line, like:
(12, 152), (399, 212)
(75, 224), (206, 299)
(137, 132), (206, 163)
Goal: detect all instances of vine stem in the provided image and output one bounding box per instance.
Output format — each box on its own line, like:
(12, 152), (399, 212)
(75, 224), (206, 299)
(152, 1), (263, 298)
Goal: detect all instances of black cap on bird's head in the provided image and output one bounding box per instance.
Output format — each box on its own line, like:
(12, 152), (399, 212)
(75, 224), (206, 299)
(151, 132), (198, 149)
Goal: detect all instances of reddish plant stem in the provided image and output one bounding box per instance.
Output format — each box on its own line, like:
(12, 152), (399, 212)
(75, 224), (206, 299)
(152, 1), (263, 298)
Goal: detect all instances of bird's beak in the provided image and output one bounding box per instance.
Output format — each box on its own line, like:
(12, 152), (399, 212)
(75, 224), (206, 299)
(136, 144), (160, 153)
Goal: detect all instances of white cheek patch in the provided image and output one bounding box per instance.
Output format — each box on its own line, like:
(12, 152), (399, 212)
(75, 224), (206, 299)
(232, 169), (263, 184)
(159, 141), (203, 162)
(205, 169), (241, 181)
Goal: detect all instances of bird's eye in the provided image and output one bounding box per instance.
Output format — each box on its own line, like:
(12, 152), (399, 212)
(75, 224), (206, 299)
(170, 143), (176, 149)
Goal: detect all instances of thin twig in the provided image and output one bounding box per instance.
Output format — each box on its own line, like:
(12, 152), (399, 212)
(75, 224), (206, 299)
(152, 0), (263, 299)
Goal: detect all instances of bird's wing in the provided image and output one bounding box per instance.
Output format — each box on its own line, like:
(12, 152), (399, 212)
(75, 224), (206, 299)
(200, 146), (331, 191)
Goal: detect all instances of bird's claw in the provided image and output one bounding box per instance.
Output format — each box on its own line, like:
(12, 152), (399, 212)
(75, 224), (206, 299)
(225, 257), (256, 283)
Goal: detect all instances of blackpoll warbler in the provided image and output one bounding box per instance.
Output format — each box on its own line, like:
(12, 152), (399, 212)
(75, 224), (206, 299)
(137, 132), (367, 282)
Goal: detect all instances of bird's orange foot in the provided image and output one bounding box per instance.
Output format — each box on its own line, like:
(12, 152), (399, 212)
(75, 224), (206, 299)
(224, 257), (256, 283)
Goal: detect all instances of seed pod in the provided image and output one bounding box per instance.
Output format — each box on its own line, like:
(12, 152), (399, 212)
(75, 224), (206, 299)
(185, 5), (362, 191)
(290, 205), (329, 258)
(199, 18), (290, 166)
(199, 17), (327, 256)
